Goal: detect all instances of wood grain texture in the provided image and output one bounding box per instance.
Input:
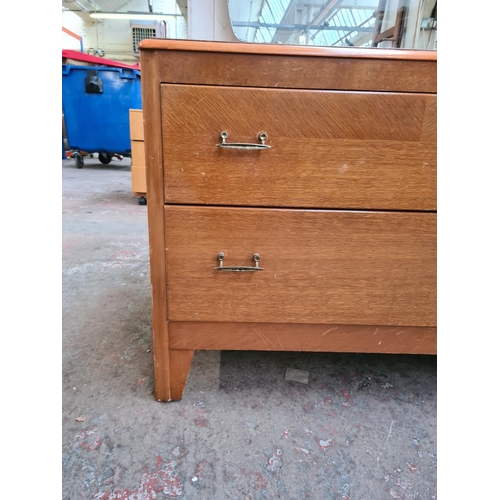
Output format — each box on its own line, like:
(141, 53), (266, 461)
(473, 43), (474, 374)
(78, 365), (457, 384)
(164, 206), (436, 327)
(421, 95), (437, 143)
(162, 85), (436, 210)
(140, 39), (437, 62)
(157, 51), (436, 93)
(140, 50), (171, 402)
(169, 350), (194, 401)
(169, 322), (437, 355)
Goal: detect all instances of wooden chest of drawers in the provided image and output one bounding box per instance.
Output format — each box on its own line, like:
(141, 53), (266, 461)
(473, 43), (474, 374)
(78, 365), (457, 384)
(139, 40), (437, 402)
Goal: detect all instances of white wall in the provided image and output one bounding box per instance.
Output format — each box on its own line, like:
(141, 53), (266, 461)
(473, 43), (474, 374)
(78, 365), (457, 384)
(62, 0), (187, 63)
(62, 11), (86, 51)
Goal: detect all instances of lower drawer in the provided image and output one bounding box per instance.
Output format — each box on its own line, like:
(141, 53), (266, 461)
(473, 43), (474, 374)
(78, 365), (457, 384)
(164, 206), (436, 327)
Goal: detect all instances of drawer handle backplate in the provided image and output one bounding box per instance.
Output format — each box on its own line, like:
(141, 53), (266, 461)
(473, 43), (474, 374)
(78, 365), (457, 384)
(215, 252), (264, 272)
(216, 131), (271, 150)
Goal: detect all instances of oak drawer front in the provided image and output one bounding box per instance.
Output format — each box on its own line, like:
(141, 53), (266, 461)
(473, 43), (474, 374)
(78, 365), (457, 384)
(162, 85), (436, 211)
(164, 206), (436, 327)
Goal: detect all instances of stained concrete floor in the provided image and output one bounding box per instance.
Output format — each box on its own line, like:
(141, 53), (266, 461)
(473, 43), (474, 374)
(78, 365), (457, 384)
(62, 156), (437, 500)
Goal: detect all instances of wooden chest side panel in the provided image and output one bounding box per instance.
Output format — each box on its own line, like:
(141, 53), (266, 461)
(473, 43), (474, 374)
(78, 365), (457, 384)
(140, 50), (171, 401)
(164, 206), (436, 327)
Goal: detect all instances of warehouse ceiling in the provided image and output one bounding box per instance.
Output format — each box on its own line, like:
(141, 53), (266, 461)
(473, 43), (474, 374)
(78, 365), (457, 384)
(62, 0), (436, 49)
(62, 0), (186, 21)
(62, 0), (129, 20)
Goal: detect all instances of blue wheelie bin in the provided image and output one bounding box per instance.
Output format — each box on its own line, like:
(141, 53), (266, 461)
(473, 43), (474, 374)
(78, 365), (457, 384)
(62, 64), (142, 168)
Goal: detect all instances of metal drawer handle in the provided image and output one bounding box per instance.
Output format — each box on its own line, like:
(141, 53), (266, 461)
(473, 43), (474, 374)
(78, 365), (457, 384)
(216, 131), (271, 150)
(215, 252), (264, 272)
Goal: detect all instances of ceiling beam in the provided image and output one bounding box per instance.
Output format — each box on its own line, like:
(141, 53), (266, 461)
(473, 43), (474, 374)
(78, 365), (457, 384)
(335, 0), (378, 8)
(62, 0), (102, 22)
(232, 21), (374, 32)
(332, 12), (375, 45)
(270, 0), (300, 44)
(305, 0), (341, 31)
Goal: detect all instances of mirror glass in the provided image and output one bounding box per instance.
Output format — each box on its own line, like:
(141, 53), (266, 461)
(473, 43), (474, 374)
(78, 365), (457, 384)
(228, 0), (437, 50)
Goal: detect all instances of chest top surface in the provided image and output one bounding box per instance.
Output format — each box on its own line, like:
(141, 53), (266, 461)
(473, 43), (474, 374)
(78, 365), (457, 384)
(139, 39), (437, 93)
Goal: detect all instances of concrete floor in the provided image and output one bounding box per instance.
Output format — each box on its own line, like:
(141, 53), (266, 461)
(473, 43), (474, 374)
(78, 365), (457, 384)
(62, 156), (437, 500)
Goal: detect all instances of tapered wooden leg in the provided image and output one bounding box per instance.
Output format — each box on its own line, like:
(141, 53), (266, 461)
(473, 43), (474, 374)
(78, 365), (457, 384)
(168, 349), (195, 401)
(152, 324), (170, 402)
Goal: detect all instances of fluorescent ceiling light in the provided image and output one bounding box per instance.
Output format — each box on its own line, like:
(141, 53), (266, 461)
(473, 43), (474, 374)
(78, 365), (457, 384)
(89, 12), (176, 21)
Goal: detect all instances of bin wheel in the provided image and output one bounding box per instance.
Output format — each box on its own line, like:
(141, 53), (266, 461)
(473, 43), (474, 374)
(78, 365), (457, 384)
(98, 152), (113, 164)
(74, 152), (84, 169)
(138, 196), (147, 206)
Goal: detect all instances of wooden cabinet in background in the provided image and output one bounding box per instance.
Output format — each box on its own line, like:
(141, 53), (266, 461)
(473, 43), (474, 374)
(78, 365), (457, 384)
(129, 109), (147, 200)
(139, 40), (437, 402)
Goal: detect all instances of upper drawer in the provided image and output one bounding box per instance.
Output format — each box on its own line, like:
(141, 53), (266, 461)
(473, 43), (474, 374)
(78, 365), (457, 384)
(161, 85), (436, 211)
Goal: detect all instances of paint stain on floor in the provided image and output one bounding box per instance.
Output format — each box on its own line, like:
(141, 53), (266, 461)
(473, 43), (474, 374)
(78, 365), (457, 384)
(94, 457), (183, 499)
(77, 428), (103, 452)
